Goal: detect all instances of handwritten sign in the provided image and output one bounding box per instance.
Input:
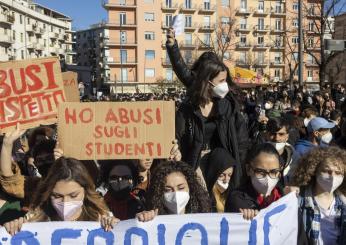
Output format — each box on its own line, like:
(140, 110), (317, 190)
(62, 71), (79, 102)
(0, 193), (298, 244)
(58, 101), (175, 160)
(0, 57), (64, 133)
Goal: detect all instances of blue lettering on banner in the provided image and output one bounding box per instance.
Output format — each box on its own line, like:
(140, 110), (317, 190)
(219, 218), (229, 245)
(124, 227), (148, 245)
(263, 204), (287, 245)
(51, 229), (82, 245)
(248, 220), (257, 245)
(175, 223), (208, 245)
(87, 228), (114, 245)
(11, 231), (39, 245)
(157, 224), (166, 245)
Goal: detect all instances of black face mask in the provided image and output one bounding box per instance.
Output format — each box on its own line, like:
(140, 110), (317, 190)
(109, 180), (133, 200)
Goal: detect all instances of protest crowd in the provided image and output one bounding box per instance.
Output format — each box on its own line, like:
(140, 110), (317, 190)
(0, 28), (346, 245)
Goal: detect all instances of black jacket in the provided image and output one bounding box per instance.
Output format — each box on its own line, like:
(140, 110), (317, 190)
(176, 95), (249, 186)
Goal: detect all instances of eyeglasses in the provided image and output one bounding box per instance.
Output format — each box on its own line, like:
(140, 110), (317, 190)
(250, 166), (281, 179)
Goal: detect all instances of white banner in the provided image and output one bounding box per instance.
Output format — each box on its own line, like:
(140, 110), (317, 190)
(0, 193), (298, 245)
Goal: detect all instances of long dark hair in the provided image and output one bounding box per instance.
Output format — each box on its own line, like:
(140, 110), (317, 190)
(190, 58), (228, 107)
(30, 157), (109, 221)
(146, 161), (211, 214)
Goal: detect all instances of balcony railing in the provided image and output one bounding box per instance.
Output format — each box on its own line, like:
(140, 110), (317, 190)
(253, 25), (270, 32)
(270, 60), (285, 66)
(102, 0), (137, 8)
(184, 23), (199, 30)
(198, 23), (215, 31)
(236, 42), (251, 49)
(180, 4), (198, 12)
(236, 24), (251, 32)
(253, 43), (269, 49)
(107, 21), (137, 27)
(0, 34), (14, 44)
(179, 40), (197, 48)
(270, 8), (286, 16)
(107, 40), (137, 46)
(254, 59), (268, 66)
(161, 3), (179, 11)
(0, 14), (14, 25)
(251, 8), (270, 16)
(235, 59), (250, 66)
(108, 56), (137, 64)
(198, 3), (216, 13)
(236, 8), (251, 15)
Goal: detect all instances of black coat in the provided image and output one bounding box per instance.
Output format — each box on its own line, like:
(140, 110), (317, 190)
(176, 95), (250, 187)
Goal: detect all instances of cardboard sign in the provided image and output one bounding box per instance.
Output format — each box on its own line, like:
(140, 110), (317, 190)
(62, 71), (79, 102)
(58, 101), (175, 160)
(0, 193), (299, 244)
(0, 57), (64, 133)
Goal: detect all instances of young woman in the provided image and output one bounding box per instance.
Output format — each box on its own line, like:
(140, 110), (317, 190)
(204, 148), (238, 212)
(4, 157), (118, 235)
(135, 159), (153, 192)
(136, 161), (211, 222)
(291, 147), (346, 245)
(225, 143), (283, 219)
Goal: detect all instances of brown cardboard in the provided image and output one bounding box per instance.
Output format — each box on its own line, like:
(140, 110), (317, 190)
(58, 101), (175, 160)
(0, 57), (65, 133)
(62, 71), (79, 102)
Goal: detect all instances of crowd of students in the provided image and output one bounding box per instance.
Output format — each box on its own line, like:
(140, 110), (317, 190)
(0, 28), (346, 244)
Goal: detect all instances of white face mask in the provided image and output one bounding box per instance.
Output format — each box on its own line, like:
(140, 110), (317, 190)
(316, 173), (344, 193)
(163, 191), (190, 214)
(210, 81), (229, 98)
(269, 142), (286, 152)
(51, 200), (83, 221)
(264, 103), (272, 110)
(251, 176), (279, 196)
(320, 132), (333, 144)
(304, 118), (311, 127)
(217, 179), (229, 192)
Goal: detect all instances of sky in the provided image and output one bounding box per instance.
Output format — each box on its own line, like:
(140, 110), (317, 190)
(34, 0), (107, 30)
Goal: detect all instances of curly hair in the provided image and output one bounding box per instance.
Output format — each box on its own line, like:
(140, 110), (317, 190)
(145, 161), (211, 214)
(291, 147), (346, 195)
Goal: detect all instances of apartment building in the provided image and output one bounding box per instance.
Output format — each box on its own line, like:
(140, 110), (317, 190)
(74, 24), (110, 91)
(0, 0), (75, 64)
(103, 0), (322, 93)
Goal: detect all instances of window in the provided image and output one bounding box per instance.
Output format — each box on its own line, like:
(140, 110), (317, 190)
(239, 52), (247, 63)
(307, 54), (314, 64)
(240, 35), (247, 44)
(293, 19), (298, 28)
(258, 36), (264, 45)
(203, 16), (211, 27)
(120, 31), (127, 43)
(292, 36), (299, 44)
(165, 0), (172, 7)
(204, 33), (211, 45)
(307, 70), (313, 78)
(185, 0), (191, 9)
(44, 39), (47, 47)
(221, 17), (230, 25)
(165, 14), (173, 27)
(274, 69), (281, 77)
(275, 19), (281, 30)
(293, 2), (299, 11)
(144, 13), (154, 21)
(185, 33), (192, 44)
(144, 32), (155, 40)
(20, 15), (23, 24)
(240, 0), (247, 10)
(185, 50), (192, 63)
(274, 36), (282, 46)
(223, 52), (230, 60)
(120, 12), (126, 25)
(221, 0), (229, 7)
(20, 33), (23, 42)
(258, 0), (264, 11)
(308, 21), (314, 32)
(275, 1), (282, 13)
(221, 34), (229, 44)
(21, 50), (24, 59)
(120, 49), (127, 63)
(166, 68), (173, 81)
(27, 18), (30, 24)
(204, 0), (210, 9)
(145, 50), (155, 60)
(12, 30), (15, 40)
(274, 52), (282, 63)
(307, 38), (314, 48)
(145, 68), (155, 78)
(121, 68), (128, 82)
(185, 15), (192, 27)
(257, 52), (265, 63)
(258, 18), (264, 29)
(240, 18), (247, 29)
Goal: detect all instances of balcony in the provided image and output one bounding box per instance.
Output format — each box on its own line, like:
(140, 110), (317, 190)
(270, 44), (285, 50)
(184, 23), (199, 31)
(270, 8), (286, 17)
(0, 14), (14, 25)
(58, 48), (65, 54)
(235, 59), (250, 67)
(108, 56), (137, 65)
(306, 46), (320, 51)
(270, 27), (285, 34)
(235, 8), (251, 16)
(107, 40), (137, 47)
(162, 58), (172, 66)
(270, 61), (285, 67)
(26, 24), (35, 34)
(161, 3), (179, 12)
(49, 32), (59, 39)
(198, 23), (215, 32)
(307, 10), (320, 18)
(198, 3), (216, 13)
(102, 0), (137, 9)
(252, 8), (270, 16)
(0, 34), (14, 45)
(253, 43), (269, 50)
(58, 33), (65, 40)
(236, 24), (251, 33)
(179, 40), (197, 49)
(305, 61), (319, 67)
(35, 44), (44, 51)
(253, 25), (270, 33)
(35, 27), (45, 36)
(253, 59), (268, 67)
(106, 21), (137, 28)
(236, 42), (251, 49)
(180, 4), (197, 13)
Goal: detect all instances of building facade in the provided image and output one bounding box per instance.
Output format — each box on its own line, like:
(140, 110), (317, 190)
(0, 0), (75, 64)
(103, 0), (323, 93)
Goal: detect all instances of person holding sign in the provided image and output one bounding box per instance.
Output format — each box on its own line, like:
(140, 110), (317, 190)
(3, 157), (119, 236)
(136, 161), (211, 222)
(292, 147), (346, 245)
